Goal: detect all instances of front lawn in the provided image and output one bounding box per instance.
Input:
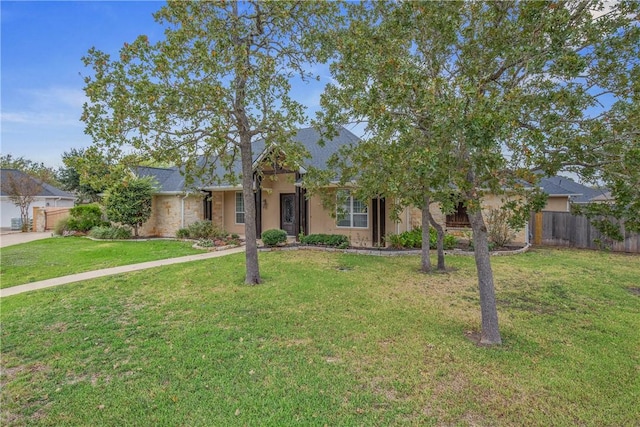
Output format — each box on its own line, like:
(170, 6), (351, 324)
(0, 237), (203, 288)
(1, 248), (638, 425)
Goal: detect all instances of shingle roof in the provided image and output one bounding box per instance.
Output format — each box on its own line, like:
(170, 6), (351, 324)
(138, 126), (360, 193)
(539, 176), (608, 204)
(0, 169), (75, 199)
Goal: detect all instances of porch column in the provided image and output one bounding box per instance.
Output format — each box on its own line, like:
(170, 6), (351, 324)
(372, 197), (386, 247)
(295, 172), (308, 239)
(254, 174), (262, 236)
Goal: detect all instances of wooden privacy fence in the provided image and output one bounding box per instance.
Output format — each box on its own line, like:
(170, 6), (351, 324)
(530, 211), (640, 253)
(32, 207), (72, 232)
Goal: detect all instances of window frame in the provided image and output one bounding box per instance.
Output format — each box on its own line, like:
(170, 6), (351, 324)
(235, 191), (245, 224)
(336, 190), (369, 229)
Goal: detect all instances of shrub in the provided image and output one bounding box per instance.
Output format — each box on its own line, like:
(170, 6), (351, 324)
(387, 227), (457, 250)
(176, 221), (227, 239)
(67, 204), (107, 232)
(300, 233), (350, 248)
(485, 208), (516, 248)
(176, 228), (190, 239)
(89, 225), (132, 240)
(103, 176), (155, 237)
(261, 229), (287, 246)
(53, 217), (71, 236)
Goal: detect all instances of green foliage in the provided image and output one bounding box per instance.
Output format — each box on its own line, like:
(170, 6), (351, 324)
(485, 208), (517, 248)
(67, 204), (107, 232)
(103, 176), (156, 237)
(89, 225), (132, 240)
(58, 148), (110, 203)
(300, 233), (350, 248)
(0, 153), (60, 187)
(53, 217), (70, 236)
(175, 228), (190, 239)
(261, 229), (288, 247)
(387, 228), (457, 250)
(81, 1), (341, 284)
(176, 221), (227, 240)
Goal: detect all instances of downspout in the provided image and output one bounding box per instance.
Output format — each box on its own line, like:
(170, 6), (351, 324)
(54, 197), (62, 207)
(181, 192), (190, 229)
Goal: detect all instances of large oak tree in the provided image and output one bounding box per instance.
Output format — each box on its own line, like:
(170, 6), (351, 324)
(318, 1), (639, 345)
(82, 1), (338, 284)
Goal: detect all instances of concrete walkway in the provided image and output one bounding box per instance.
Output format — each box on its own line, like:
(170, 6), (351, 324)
(0, 246), (245, 298)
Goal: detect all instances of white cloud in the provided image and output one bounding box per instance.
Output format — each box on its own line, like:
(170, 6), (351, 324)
(25, 86), (87, 110)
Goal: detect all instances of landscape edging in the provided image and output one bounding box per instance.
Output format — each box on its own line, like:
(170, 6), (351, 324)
(259, 243), (531, 257)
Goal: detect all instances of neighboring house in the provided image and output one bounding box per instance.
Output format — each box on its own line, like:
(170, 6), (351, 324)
(0, 169), (76, 229)
(539, 176), (610, 212)
(136, 127), (530, 246)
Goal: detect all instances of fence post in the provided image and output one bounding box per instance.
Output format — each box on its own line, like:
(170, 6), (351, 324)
(533, 211), (543, 245)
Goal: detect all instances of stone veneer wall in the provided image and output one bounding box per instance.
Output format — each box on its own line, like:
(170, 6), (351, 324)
(211, 192), (224, 229)
(139, 194), (205, 237)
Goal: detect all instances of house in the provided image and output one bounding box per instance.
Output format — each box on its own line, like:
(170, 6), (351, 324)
(539, 176), (610, 212)
(0, 169), (76, 229)
(136, 127), (530, 246)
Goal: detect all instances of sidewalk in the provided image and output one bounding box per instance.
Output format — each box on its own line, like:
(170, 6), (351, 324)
(0, 246), (245, 298)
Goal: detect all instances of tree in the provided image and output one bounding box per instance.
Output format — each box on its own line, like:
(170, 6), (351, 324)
(319, 1), (639, 345)
(306, 129), (455, 273)
(82, 1), (338, 284)
(58, 148), (109, 203)
(0, 170), (43, 232)
(1, 154), (60, 187)
(103, 176), (155, 237)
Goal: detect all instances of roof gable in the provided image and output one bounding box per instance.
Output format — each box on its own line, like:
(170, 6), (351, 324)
(0, 169), (75, 198)
(139, 126), (360, 193)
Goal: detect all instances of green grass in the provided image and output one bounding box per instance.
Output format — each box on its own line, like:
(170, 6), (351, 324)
(1, 247), (639, 426)
(0, 237), (203, 288)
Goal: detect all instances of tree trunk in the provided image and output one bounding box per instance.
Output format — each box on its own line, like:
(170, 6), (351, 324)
(467, 208), (502, 345)
(232, 2), (261, 285)
(420, 196), (431, 273)
(240, 137), (262, 285)
(428, 211), (446, 271)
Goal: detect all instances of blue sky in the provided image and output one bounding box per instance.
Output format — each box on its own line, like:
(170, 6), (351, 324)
(1, 1), (332, 168)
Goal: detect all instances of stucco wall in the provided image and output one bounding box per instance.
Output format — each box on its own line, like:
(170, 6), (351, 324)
(139, 194), (204, 237)
(306, 193), (375, 247)
(543, 196), (570, 212)
(223, 191), (246, 236)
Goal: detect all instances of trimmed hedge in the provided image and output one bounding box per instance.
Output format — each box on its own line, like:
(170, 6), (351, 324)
(300, 234), (349, 248)
(261, 229), (287, 246)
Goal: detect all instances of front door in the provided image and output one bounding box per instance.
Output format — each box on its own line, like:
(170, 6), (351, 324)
(280, 193), (295, 236)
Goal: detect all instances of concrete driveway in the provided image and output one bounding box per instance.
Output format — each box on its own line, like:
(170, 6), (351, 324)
(0, 230), (53, 248)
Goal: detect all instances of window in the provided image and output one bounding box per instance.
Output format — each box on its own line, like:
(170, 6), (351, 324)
(235, 192), (245, 224)
(446, 202), (470, 227)
(336, 190), (368, 228)
(203, 191), (212, 221)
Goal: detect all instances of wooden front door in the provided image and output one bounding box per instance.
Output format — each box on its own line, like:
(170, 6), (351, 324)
(280, 193), (295, 236)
